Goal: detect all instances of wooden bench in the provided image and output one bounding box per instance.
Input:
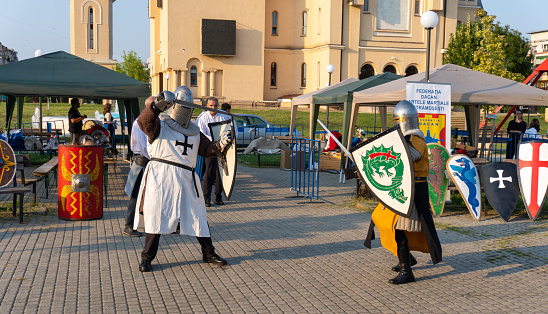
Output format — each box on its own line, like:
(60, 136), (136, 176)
(0, 157), (32, 223)
(33, 156), (59, 199)
(14, 155), (41, 203)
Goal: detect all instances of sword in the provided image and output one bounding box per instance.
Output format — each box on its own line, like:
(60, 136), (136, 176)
(173, 99), (237, 117)
(316, 119), (354, 163)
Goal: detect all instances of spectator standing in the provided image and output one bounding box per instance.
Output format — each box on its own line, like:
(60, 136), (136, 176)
(195, 97), (231, 207)
(68, 98), (87, 144)
(103, 103), (118, 154)
(506, 109), (527, 159)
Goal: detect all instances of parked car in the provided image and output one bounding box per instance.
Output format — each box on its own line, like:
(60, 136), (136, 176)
(233, 114), (302, 146)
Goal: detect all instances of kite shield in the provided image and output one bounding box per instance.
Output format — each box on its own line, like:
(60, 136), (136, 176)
(208, 119), (237, 201)
(349, 126), (415, 218)
(427, 143), (450, 217)
(446, 154), (481, 221)
(0, 139), (16, 188)
(480, 162), (519, 222)
(517, 140), (548, 220)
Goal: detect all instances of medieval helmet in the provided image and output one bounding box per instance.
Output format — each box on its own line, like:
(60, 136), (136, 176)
(392, 100), (421, 136)
(170, 86), (194, 128)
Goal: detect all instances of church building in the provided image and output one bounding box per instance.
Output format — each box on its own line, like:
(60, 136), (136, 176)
(149, 1), (482, 101)
(70, 0), (117, 68)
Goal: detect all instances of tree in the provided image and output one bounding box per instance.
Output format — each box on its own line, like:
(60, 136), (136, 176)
(114, 50), (150, 84)
(444, 9), (532, 82)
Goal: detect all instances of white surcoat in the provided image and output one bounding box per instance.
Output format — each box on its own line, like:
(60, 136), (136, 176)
(134, 118), (210, 237)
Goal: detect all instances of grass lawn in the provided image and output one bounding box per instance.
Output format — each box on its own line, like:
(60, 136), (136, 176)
(3, 102), (548, 138)
(0, 102), (104, 130)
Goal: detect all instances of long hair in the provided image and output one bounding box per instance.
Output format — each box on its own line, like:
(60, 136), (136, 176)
(103, 103), (112, 115)
(529, 118), (540, 132)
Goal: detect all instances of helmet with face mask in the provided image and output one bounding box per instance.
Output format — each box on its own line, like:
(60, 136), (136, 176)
(170, 86), (194, 128)
(392, 100), (423, 137)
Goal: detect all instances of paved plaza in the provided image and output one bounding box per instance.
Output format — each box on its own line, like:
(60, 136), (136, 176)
(1, 160), (547, 313)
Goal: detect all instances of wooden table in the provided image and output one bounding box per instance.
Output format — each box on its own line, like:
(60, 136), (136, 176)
(33, 156), (59, 199)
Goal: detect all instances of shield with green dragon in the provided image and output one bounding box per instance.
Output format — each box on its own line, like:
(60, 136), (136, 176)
(350, 126), (415, 218)
(427, 143), (450, 217)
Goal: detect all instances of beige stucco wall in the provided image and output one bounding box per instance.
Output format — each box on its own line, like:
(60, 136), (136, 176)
(70, 0), (115, 66)
(148, 0), (482, 102)
(149, 0), (265, 101)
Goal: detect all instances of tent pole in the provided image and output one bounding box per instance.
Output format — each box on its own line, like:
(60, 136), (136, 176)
(39, 97), (43, 132)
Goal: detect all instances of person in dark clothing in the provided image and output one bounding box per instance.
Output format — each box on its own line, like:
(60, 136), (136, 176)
(68, 98), (87, 144)
(506, 108), (527, 159)
(103, 103), (118, 154)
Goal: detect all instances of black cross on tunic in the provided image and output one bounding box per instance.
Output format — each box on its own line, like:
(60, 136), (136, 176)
(175, 135), (193, 156)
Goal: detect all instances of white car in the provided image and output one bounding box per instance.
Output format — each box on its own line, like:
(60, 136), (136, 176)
(233, 114), (302, 146)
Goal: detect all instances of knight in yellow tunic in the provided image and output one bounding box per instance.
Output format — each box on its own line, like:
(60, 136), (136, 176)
(364, 100), (442, 285)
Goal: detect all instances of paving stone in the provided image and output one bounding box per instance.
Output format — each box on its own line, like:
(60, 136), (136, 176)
(1, 158), (548, 312)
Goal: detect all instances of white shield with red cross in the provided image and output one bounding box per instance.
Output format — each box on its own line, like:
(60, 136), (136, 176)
(517, 140), (548, 220)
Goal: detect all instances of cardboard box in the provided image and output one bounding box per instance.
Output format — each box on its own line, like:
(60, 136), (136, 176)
(280, 150), (305, 170)
(319, 152), (342, 171)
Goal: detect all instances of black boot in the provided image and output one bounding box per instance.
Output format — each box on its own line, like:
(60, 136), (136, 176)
(389, 248), (415, 284)
(391, 253), (417, 272)
(215, 195), (224, 205)
(205, 196), (211, 207)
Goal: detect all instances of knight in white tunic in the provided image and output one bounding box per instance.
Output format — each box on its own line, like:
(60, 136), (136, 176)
(134, 87), (232, 272)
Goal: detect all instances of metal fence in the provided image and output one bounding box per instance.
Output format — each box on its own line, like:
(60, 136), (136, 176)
(290, 137), (321, 200)
(486, 131), (548, 162)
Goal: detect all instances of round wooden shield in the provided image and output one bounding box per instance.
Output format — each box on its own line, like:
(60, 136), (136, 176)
(0, 139), (17, 188)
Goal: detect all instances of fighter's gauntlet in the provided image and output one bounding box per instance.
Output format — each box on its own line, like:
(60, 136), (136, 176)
(219, 130), (232, 151)
(151, 90), (175, 113)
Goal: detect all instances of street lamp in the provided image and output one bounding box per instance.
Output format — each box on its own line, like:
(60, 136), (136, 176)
(326, 64), (335, 127)
(420, 11), (439, 82)
(165, 74), (170, 91)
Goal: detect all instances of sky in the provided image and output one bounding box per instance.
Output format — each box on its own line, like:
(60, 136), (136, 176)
(1, 1), (548, 62)
(0, 0), (150, 61)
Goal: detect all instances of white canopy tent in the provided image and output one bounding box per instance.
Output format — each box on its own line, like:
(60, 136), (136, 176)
(350, 64), (548, 148)
(289, 78), (358, 138)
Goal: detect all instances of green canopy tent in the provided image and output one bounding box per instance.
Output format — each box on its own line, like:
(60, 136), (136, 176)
(0, 51), (150, 148)
(290, 72), (402, 149)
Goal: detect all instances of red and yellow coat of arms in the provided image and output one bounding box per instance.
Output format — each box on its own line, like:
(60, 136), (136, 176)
(58, 145), (103, 220)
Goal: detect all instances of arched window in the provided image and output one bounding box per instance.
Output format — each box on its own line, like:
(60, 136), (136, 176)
(383, 65), (397, 74)
(302, 11), (307, 36)
(301, 63), (307, 87)
(89, 8), (94, 49)
(359, 64), (375, 80)
(190, 66), (198, 86)
(272, 11), (278, 35)
(318, 8), (321, 35)
(456, 20), (462, 28)
(405, 65), (419, 77)
(270, 62), (277, 87)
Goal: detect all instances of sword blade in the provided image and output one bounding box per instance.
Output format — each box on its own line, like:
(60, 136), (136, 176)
(316, 119), (354, 163)
(173, 99), (236, 117)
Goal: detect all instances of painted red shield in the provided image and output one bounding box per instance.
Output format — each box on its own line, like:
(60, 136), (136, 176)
(517, 141), (548, 220)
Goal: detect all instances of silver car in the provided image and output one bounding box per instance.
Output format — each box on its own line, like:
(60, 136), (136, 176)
(233, 114), (302, 146)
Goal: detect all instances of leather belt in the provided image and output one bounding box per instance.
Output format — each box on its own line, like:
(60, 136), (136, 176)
(134, 155), (150, 167)
(150, 157), (199, 197)
(415, 177), (427, 181)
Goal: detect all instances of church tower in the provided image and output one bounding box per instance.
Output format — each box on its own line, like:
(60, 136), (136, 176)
(70, 0), (116, 67)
